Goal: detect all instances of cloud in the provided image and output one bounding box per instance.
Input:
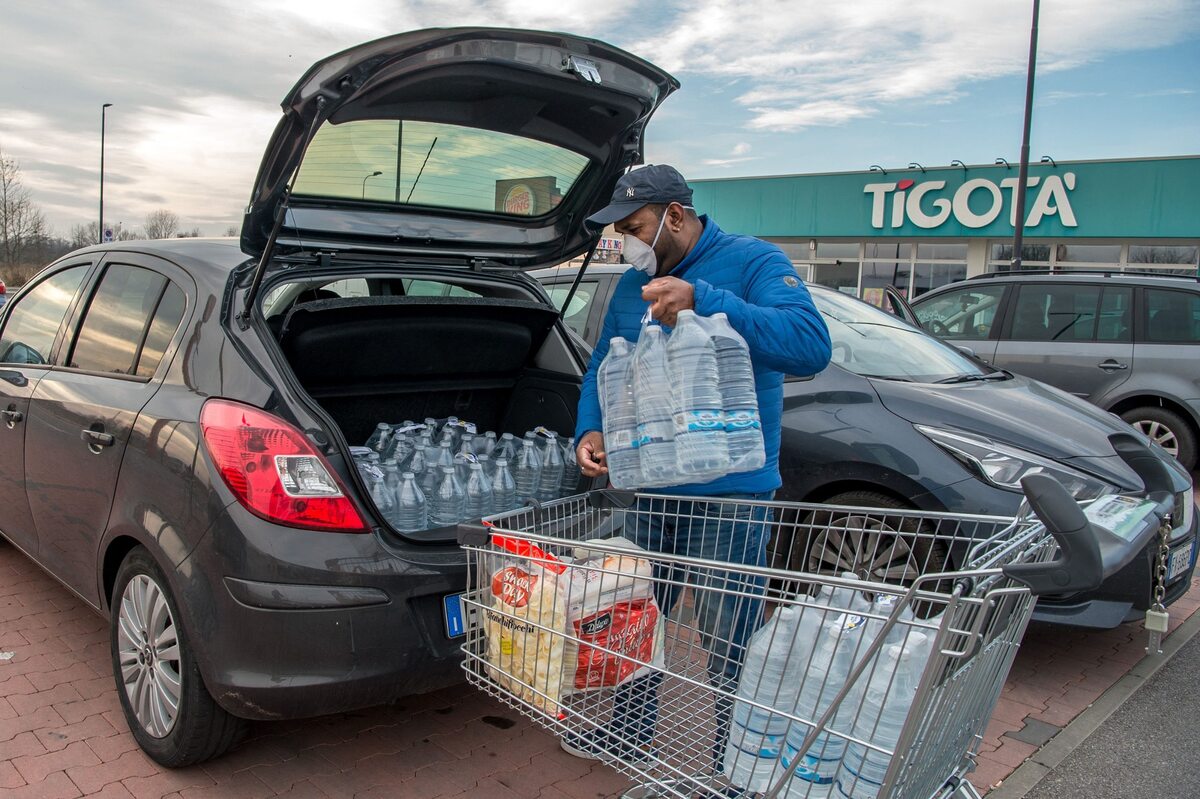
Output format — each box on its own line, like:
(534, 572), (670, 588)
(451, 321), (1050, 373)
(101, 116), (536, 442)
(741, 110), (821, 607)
(731, 142), (751, 156)
(702, 156), (758, 167)
(631, 0), (1197, 131)
(1037, 90), (1108, 106)
(1136, 87), (1196, 97)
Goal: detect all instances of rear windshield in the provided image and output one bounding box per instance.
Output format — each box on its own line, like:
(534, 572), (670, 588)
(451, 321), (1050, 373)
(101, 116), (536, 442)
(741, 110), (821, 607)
(292, 119), (590, 217)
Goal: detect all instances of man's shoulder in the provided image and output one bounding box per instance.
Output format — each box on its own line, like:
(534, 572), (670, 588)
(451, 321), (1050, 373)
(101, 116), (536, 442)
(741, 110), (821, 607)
(710, 228), (788, 261)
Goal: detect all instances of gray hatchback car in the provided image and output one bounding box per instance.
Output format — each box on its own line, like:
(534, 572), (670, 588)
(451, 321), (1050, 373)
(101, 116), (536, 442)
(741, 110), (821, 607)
(910, 271), (1200, 471)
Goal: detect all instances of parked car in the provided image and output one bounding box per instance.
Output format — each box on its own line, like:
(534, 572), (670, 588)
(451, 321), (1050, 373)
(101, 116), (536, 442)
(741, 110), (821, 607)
(532, 263), (1197, 628)
(907, 271), (1200, 471)
(0, 29), (677, 766)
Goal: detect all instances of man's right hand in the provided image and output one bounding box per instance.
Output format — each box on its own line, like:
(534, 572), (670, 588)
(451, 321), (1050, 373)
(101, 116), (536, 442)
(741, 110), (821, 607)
(577, 431), (607, 478)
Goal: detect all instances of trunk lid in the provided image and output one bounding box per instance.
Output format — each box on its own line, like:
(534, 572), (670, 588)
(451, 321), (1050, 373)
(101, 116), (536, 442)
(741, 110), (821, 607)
(240, 28), (678, 270)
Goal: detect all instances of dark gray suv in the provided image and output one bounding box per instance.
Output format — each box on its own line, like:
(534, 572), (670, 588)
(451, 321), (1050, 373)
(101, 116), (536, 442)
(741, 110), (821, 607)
(0, 28), (676, 766)
(910, 271), (1200, 471)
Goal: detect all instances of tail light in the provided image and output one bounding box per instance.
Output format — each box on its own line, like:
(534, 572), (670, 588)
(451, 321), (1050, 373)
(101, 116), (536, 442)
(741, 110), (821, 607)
(200, 399), (368, 532)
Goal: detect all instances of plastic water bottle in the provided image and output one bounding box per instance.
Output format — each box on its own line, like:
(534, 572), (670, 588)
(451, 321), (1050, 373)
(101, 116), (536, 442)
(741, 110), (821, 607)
(394, 472), (427, 533)
(708, 313), (765, 473)
(421, 440), (452, 498)
(454, 449), (478, 485)
(492, 432), (517, 463)
(477, 453), (494, 480)
(368, 468), (394, 523)
(478, 431), (498, 457)
(513, 439), (543, 504)
(405, 440), (428, 478)
(559, 437), (581, 497)
(464, 462), (494, 520)
(598, 337), (642, 489)
(365, 422), (391, 453)
(381, 459), (403, 524)
(633, 325), (676, 486)
(667, 311), (729, 478)
(536, 434), (564, 502)
(837, 633), (933, 799)
(781, 581), (872, 798)
(429, 465), (466, 527)
(724, 588), (829, 793)
(460, 432), (477, 458)
(491, 458), (517, 513)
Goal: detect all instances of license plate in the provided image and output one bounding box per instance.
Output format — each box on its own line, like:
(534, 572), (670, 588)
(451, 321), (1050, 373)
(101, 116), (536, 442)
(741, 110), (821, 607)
(443, 592), (468, 639)
(1167, 544), (1194, 582)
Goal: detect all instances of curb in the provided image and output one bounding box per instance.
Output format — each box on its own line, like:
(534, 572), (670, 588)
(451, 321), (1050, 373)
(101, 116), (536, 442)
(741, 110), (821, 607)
(985, 604), (1200, 799)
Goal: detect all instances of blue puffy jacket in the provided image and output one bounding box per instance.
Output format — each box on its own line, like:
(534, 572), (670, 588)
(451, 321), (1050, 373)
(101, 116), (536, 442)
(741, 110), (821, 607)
(575, 216), (832, 496)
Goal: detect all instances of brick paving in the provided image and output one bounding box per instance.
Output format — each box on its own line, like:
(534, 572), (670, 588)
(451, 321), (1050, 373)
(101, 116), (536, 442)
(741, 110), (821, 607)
(1, 536), (1197, 798)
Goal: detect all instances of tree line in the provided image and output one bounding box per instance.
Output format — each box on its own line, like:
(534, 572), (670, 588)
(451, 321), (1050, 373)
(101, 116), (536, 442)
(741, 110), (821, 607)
(0, 147), (239, 287)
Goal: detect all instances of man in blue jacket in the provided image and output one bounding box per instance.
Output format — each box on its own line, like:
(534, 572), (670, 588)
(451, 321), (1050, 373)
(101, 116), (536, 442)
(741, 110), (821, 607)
(566, 165), (832, 768)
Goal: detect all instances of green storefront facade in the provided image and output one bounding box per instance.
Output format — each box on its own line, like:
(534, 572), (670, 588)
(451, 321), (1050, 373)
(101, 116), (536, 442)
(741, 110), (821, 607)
(686, 155), (1199, 305)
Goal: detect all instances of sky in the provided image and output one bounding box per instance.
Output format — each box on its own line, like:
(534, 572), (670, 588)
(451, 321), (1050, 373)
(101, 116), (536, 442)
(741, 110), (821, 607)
(1, 0), (1197, 238)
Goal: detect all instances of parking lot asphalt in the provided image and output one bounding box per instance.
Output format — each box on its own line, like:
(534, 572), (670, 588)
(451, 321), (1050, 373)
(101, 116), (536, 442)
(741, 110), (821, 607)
(2, 541), (1197, 798)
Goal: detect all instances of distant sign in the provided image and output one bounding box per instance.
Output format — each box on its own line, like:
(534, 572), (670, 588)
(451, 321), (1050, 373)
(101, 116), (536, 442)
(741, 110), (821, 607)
(597, 237), (623, 251)
(102, 227), (115, 243)
(503, 184), (534, 216)
(495, 176), (562, 217)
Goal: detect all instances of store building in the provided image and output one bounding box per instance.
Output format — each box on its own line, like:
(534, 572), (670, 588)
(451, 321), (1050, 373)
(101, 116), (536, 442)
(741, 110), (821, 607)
(686, 155), (1199, 305)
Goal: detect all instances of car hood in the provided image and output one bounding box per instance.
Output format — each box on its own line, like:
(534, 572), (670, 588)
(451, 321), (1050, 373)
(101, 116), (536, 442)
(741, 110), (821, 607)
(240, 27), (677, 268)
(870, 373), (1164, 491)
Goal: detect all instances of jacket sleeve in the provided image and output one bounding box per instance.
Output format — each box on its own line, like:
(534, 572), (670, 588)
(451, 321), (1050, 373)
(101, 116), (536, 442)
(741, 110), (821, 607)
(574, 299), (620, 439)
(692, 246), (832, 376)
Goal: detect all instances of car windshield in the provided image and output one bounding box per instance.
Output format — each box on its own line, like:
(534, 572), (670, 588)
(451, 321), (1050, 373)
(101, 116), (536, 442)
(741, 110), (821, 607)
(292, 119), (590, 218)
(813, 289), (996, 383)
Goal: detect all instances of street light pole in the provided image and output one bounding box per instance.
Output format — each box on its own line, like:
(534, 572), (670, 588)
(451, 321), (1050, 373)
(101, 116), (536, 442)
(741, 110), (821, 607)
(1010, 0), (1040, 271)
(99, 103), (113, 244)
(361, 170), (382, 199)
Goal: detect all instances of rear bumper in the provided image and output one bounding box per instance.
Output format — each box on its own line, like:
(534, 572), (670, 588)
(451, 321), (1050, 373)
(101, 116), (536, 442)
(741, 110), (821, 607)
(174, 503), (468, 720)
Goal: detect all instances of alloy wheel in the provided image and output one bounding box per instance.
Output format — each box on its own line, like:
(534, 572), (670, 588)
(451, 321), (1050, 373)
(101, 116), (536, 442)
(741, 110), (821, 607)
(117, 574), (182, 738)
(1133, 419), (1179, 458)
(806, 514), (925, 584)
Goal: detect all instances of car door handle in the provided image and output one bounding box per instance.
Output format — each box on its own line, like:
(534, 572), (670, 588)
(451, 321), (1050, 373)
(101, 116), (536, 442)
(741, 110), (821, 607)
(2, 408), (23, 426)
(81, 429), (115, 448)
(1097, 360), (1129, 371)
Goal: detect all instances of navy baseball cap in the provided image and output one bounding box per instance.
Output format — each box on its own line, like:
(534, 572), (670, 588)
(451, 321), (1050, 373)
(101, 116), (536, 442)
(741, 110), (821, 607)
(586, 164), (694, 227)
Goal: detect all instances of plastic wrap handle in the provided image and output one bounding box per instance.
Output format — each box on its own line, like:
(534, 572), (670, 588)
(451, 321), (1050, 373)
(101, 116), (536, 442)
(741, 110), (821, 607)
(490, 533), (568, 575)
(1002, 473), (1103, 596)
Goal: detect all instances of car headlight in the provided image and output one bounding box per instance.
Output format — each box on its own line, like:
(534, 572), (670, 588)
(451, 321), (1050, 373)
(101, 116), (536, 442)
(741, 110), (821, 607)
(916, 425), (1118, 501)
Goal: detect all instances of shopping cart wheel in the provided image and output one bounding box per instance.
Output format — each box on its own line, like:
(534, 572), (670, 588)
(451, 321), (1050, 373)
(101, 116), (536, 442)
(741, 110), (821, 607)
(796, 491), (951, 611)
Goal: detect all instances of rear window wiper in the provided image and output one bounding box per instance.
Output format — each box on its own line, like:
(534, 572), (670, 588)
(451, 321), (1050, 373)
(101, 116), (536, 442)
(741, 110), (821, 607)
(935, 371), (1010, 384)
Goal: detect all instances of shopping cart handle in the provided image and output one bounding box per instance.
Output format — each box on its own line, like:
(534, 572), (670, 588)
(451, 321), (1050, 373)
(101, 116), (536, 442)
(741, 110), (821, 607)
(1002, 473), (1103, 596)
(1112, 433), (1175, 504)
(458, 521), (491, 547)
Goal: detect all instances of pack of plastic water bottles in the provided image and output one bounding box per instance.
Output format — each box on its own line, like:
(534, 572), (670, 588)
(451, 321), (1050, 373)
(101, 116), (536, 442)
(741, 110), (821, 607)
(350, 419), (582, 533)
(598, 310), (765, 490)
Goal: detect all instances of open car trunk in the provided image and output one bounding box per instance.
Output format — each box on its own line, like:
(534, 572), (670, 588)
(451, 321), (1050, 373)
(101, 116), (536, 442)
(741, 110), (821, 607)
(276, 295), (581, 449)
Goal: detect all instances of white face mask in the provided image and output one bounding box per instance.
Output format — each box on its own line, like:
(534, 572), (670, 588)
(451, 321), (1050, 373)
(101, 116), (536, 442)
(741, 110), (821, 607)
(622, 205), (693, 275)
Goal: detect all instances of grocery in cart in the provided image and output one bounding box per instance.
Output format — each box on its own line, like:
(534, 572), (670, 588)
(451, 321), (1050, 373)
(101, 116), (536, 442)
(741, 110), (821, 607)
(456, 472), (1137, 799)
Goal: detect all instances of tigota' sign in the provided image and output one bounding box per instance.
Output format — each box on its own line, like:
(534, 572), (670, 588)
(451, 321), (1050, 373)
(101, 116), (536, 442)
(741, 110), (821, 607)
(864, 173), (1078, 230)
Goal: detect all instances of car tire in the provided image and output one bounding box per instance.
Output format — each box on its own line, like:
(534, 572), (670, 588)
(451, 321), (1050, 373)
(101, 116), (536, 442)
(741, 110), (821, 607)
(1120, 406), (1197, 471)
(778, 491), (950, 615)
(110, 547), (247, 767)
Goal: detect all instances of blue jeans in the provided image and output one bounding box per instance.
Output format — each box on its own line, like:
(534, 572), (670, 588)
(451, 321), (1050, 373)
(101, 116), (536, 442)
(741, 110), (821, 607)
(607, 492), (775, 768)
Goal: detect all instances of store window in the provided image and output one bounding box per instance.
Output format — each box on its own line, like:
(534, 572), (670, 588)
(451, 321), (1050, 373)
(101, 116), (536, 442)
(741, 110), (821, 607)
(815, 242), (860, 260)
(864, 243), (911, 261)
(916, 243), (968, 261)
(810, 262), (859, 294)
(1055, 244), (1120, 264)
(1129, 245), (1199, 266)
(990, 243), (1053, 267)
(860, 261), (911, 306)
(912, 263), (967, 298)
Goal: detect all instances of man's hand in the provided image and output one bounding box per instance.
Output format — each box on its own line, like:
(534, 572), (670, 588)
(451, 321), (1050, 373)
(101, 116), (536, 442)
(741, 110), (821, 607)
(576, 430), (607, 478)
(642, 277), (695, 327)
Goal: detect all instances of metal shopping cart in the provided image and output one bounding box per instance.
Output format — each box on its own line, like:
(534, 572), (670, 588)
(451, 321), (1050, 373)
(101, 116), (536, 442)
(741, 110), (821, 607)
(456, 474), (1113, 799)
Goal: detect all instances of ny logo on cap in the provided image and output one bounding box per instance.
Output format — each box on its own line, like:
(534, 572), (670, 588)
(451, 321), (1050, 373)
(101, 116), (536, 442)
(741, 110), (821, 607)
(626, 187), (635, 198)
